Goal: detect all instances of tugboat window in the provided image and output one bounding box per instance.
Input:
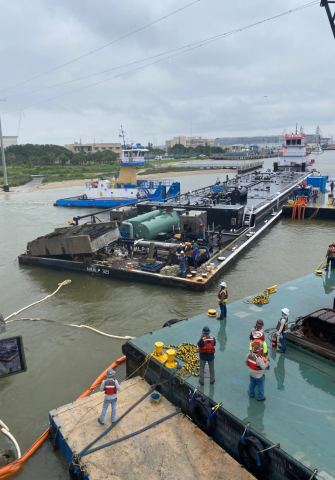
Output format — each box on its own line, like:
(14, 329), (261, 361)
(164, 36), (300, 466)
(286, 140), (291, 145)
(292, 140), (296, 145)
(297, 139), (301, 145)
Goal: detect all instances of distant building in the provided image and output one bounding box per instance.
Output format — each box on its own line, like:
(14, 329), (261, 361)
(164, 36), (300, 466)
(65, 141), (122, 157)
(215, 134), (320, 149)
(3, 136), (18, 149)
(165, 136), (214, 150)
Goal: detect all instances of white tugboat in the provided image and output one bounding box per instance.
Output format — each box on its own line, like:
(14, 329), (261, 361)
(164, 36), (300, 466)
(55, 128), (180, 208)
(275, 126), (315, 172)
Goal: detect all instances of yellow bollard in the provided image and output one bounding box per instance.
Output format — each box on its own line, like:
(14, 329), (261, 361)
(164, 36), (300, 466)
(166, 349), (178, 369)
(152, 342), (167, 363)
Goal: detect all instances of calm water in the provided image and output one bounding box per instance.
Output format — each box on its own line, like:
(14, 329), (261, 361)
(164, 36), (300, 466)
(1, 152), (335, 478)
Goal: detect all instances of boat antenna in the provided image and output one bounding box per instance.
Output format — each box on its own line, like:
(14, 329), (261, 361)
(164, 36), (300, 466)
(0, 100), (9, 192)
(295, 123), (298, 135)
(119, 125), (125, 149)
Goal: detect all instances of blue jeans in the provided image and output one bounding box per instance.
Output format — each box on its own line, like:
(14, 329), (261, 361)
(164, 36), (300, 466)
(191, 257), (198, 269)
(249, 375), (265, 400)
(280, 332), (287, 352)
(218, 303), (227, 319)
(198, 229), (204, 239)
(179, 259), (186, 278)
(100, 398), (117, 423)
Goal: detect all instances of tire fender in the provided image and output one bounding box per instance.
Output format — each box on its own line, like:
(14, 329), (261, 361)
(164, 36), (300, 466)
(189, 394), (217, 434)
(238, 435), (270, 472)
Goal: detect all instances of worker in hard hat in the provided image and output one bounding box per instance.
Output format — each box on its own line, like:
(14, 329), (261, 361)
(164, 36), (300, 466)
(249, 320), (268, 357)
(326, 243), (335, 271)
(98, 369), (121, 425)
(198, 218), (205, 239)
(276, 308), (289, 354)
(245, 341), (269, 401)
(190, 243), (199, 269)
(178, 250), (187, 278)
(197, 326), (216, 385)
(177, 243), (184, 254)
(217, 281), (228, 319)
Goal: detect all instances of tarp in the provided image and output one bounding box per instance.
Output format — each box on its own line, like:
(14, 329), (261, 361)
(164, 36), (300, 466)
(0, 356), (126, 479)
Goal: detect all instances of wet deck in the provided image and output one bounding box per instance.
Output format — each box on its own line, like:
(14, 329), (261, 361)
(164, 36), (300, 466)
(50, 378), (255, 480)
(128, 272), (335, 479)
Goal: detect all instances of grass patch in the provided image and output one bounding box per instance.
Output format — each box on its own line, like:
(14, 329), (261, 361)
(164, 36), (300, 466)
(138, 166), (204, 175)
(0, 164), (119, 187)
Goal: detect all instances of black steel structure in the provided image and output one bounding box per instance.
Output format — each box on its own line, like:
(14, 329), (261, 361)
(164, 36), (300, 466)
(321, 0), (335, 38)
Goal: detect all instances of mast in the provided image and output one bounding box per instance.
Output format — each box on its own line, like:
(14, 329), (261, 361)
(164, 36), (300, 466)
(119, 125), (126, 149)
(0, 114), (9, 192)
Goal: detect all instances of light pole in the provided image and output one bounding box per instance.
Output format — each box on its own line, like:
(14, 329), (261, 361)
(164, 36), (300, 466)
(0, 100), (9, 192)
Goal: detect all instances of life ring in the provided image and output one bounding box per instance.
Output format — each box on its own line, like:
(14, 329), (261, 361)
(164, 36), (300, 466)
(238, 435), (270, 472)
(189, 393), (217, 434)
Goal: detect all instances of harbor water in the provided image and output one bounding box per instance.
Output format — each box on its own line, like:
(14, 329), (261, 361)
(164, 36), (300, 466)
(1, 153), (335, 478)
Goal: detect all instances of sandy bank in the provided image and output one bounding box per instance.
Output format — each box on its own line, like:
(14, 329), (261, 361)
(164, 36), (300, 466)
(0, 169), (235, 195)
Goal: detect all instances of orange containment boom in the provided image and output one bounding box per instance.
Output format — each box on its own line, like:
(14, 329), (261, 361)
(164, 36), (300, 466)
(0, 356), (126, 479)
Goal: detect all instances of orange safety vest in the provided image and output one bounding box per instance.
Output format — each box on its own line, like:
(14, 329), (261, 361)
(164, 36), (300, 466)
(247, 353), (265, 371)
(199, 337), (215, 354)
(198, 222), (204, 230)
(104, 379), (116, 395)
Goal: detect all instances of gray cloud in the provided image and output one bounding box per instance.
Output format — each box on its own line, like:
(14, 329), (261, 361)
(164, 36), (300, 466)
(0, 0), (333, 145)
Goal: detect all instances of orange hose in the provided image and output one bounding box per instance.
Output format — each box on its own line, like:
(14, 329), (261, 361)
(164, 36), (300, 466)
(0, 356), (126, 479)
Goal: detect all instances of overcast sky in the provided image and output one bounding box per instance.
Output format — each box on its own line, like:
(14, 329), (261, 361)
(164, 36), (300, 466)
(0, 0), (333, 146)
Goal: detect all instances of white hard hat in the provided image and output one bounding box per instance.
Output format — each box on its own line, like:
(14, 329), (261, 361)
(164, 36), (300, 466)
(282, 308), (289, 316)
(220, 282), (226, 287)
(180, 251), (184, 254)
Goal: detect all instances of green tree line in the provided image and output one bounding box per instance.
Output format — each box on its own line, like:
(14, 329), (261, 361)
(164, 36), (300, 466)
(167, 143), (229, 155)
(5, 144), (118, 167)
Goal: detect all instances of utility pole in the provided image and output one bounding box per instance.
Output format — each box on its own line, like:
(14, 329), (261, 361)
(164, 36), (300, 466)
(0, 99), (9, 192)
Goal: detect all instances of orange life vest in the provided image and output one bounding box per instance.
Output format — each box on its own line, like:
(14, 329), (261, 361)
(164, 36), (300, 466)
(199, 337), (215, 354)
(247, 353), (264, 371)
(104, 379), (116, 395)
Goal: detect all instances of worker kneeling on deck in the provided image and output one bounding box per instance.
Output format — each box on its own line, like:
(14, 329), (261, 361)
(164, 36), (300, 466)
(98, 369), (121, 425)
(245, 341), (269, 401)
(326, 243), (335, 271)
(198, 326), (216, 385)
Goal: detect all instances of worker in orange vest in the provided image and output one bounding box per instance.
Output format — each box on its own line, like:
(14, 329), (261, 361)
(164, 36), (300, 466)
(98, 369), (121, 425)
(326, 243), (335, 270)
(197, 326), (216, 385)
(245, 341), (269, 401)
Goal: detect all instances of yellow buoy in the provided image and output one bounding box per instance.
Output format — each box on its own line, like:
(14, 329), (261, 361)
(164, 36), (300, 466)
(207, 309), (217, 317)
(315, 270), (324, 276)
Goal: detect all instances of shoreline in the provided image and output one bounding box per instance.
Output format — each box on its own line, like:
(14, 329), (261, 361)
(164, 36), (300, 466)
(0, 169), (236, 195)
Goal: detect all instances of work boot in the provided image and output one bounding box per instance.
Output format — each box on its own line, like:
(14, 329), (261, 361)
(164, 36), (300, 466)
(277, 350), (285, 353)
(210, 379), (215, 384)
(199, 380), (204, 385)
(216, 316), (223, 320)
(257, 397), (266, 401)
(98, 418), (104, 425)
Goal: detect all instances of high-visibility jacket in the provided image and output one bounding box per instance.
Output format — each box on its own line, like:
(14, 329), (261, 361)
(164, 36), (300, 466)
(104, 379), (116, 395)
(249, 338), (268, 355)
(218, 288), (228, 303)
(247, 353), (265, 371)
(198, 337), (215, 354)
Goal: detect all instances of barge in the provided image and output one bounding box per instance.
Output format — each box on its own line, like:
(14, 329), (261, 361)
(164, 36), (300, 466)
(121, 272), (335, 480)
(19, 170), (309, 290)
(49, 271), (335, 480)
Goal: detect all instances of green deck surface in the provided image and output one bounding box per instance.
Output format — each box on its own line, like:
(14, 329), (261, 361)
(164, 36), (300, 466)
(129, 272), (335, 478)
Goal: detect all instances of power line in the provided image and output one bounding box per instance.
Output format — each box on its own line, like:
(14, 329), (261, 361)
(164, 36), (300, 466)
(0, 1), (319, 115)
(0, 0), (201, 95)
(4, 1), (319, 101)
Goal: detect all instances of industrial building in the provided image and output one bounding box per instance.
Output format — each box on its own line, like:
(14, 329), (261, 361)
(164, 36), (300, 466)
(65, 141), (122, 157)
(3, 136), (18, 149)
(214, 133), (321, 149)
(165, 136), (214, 150)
